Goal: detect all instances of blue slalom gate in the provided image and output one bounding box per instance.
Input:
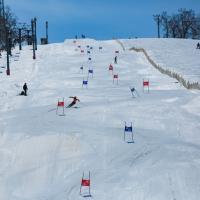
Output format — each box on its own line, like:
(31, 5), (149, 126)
(88, 69), (94, 78)
(124, 122), (134, 142)
(82, 78), (88, 88)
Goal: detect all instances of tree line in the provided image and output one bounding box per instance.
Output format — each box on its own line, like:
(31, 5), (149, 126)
(0, 4), (18, 50)
(154, 9), (200, 39)
(0, 4), (32, 52)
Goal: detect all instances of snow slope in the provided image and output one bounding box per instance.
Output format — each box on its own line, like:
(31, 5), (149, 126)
(121, 38), (200, 82)
(0, 38), (200, 200)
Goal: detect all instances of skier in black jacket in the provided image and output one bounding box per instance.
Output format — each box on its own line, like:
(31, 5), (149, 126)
(114, 56), (117, 64)
(67, 96), (80, 108)
(23, 83), (28, 96)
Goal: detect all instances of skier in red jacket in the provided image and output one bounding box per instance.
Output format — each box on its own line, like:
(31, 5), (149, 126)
(67, 96), (80, 108)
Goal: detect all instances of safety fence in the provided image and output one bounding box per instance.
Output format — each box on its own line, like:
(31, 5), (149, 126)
(116, 39), (200, 90)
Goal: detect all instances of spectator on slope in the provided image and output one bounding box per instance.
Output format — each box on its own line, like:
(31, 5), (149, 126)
(114, 56), (118, 64)
(196, 42), (200, 49)
(23, 83), (28, 96)
(67, 96), (80, 108)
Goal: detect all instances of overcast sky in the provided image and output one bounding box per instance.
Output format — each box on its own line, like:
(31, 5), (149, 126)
(5, 0), (200, 43)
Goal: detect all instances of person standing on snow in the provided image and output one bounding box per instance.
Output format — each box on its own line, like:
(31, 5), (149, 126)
(67, 96), (80, 108)
(23, 83), (28, 96)
(114, 56), (117, 64)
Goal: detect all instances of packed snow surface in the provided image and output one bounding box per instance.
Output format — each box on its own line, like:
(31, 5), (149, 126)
(121, 38), (200, 82)
(0, 38), (200, 200)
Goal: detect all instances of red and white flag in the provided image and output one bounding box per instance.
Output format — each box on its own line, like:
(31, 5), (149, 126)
(113, 74), (118, 79)
(57, 101), (64, 107)
(143, 81), (149, 86)
(81, 179), (90, 187)
(109, 64), (113, 70)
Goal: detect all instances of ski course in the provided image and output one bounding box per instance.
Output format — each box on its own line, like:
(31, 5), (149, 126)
(0, 39), (200, 200)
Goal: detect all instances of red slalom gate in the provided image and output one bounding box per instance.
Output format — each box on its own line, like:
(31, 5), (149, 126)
(56, 98), (65, 116)
(113, 74), (119, 85)
(143, 79), (150, 93)
(109, 64), (113, 71)
(80, 171), (91, 197)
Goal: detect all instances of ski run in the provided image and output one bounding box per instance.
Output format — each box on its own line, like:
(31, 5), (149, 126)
(0, 38), (200, 200)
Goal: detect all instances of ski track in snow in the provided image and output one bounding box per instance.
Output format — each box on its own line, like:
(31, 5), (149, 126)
(0, 38), (200, 200)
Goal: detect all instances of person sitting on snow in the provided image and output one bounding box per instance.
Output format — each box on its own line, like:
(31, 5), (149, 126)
(67, 96), (80, 108)
(196, 42), (200, 49)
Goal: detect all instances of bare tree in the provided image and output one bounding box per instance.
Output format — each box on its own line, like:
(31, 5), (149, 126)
(0, 5), (18, 50)
(160, 12), (170, 38)
(154, 9), (200, 39)
(167, 14), (180, 38)
(178, 9), (195, 38)
(190, 15), (200, 39)
(153, 14), (161, 38)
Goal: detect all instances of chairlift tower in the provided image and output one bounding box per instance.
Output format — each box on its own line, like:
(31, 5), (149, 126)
(0, 0), (5, 42)
(46, 21), (48, 44)
(31, 19), (36, 59)
(0, 0), (10, 75)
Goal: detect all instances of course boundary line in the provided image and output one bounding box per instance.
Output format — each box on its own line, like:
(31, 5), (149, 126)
(116, 39), (200, 90)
